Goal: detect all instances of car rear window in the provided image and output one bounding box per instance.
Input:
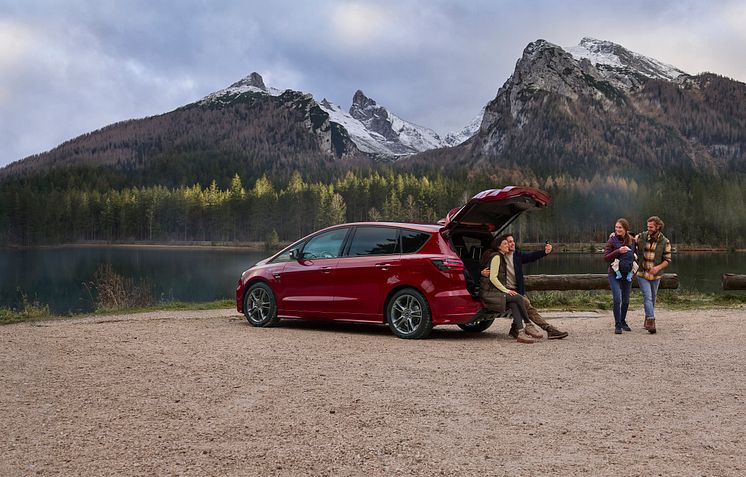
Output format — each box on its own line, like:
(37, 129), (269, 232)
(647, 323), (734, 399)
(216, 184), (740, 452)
(347, 226), (399, 256)
(400, 229), (431, 254)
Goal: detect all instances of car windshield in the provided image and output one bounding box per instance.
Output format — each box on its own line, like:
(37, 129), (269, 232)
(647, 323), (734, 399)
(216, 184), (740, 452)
(301, 228), (348, 259)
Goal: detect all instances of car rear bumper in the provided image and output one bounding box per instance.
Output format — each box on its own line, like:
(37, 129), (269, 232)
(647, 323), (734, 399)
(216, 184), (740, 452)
(429, 289), (481, 324)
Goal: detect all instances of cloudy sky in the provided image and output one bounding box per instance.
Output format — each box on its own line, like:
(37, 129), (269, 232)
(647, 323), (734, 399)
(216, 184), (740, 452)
(1, 0), (745, 168)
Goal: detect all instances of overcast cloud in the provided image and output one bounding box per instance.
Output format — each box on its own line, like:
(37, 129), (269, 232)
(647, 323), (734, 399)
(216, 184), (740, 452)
(1, 0), (745, 167)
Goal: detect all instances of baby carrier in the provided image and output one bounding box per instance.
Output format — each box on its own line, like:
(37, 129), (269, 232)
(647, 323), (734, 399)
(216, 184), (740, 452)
(612, 235), (636, 275)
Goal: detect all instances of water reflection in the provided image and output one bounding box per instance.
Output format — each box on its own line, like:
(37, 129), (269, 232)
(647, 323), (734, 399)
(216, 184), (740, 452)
(1, 247), (266, 314)
(1, 248), (744, 314)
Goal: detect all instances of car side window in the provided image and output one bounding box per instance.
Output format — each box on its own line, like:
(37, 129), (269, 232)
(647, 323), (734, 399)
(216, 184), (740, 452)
(400, 229), (431, 254)
(347, 226), (399, 256)
(301, 228), (348, 260)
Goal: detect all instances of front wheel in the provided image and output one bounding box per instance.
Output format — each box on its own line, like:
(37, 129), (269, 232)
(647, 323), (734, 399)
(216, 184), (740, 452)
(386, 289), (433, 339)
(243, 282), (280, 327)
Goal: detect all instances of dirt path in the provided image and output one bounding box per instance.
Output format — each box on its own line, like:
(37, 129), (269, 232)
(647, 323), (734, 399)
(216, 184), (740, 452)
(2, 307), (744, 476)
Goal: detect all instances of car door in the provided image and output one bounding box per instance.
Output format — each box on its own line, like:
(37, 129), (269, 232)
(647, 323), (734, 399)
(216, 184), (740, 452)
(332, 225), (401, 321)
(276, 226), (350, 318)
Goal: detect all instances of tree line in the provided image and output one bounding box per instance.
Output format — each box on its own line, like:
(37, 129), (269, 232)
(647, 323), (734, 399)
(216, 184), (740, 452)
(1, 170), (744, 247)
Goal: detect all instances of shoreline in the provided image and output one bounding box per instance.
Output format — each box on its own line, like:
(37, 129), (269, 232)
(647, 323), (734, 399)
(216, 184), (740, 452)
(2, 241), (744, 253)
(0, 240), (271, 252)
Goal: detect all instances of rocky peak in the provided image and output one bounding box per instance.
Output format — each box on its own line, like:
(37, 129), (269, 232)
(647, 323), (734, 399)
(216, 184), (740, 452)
(348, 90), (397, 141)
(510, 39), (590, 102)
(200, 71), (283, 104)
(228, 72), (267, 91)
(521, 39), (561, 57)
(350, 90), (386, 119)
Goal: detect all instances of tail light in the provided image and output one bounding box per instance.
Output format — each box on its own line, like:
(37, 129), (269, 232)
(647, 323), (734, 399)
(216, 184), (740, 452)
(431, 257), (464, 272)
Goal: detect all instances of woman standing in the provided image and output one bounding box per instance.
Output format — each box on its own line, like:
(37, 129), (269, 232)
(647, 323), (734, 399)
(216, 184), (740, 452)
(604, 218), (636, 334)
(479, 235), (539, 344)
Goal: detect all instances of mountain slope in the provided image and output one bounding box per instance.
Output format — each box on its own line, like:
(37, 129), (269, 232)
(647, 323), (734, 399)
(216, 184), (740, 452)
(402, 38), (746, 178)
(0, 74), (369, 184)
(3, 38), (746, 187)
(0, 73), (457, 183)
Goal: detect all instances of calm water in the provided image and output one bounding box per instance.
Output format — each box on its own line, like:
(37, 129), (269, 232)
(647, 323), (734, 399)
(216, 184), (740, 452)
(1, 247), (745, 314)
(1, 247), (266, 314)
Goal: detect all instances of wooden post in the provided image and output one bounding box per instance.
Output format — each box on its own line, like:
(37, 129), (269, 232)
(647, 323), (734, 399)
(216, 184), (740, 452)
(524, 273), (679, 291)
(722, 274), (746, 290)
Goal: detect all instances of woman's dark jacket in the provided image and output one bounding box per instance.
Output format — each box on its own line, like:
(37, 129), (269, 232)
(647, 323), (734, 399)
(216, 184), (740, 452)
(479, 252), (508, 313)
(604, 234), (636, 274)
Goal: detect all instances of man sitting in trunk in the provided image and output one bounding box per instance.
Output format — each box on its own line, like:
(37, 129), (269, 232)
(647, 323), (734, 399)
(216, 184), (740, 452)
(480, 233), (569, 340)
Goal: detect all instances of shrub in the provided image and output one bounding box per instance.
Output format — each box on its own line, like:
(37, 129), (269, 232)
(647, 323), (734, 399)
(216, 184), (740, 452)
(84, 264), (155, 311)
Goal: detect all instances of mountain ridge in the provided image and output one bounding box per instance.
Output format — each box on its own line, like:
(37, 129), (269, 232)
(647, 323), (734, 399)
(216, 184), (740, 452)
(2, 38), (746, 184)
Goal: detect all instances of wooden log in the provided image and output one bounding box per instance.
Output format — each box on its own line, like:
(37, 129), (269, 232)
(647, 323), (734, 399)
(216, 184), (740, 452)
(722, 274), (746, 290)
(524, 273), (679, 291)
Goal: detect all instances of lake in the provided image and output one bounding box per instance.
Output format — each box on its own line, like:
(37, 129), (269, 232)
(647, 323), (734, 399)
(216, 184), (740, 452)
(2, 247), (745, 314)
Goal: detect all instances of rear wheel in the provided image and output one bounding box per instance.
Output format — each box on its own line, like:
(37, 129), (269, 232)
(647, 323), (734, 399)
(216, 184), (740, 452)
(386, 288), (433, 339)
(243, 282), (280, 327)
(458, 319), (494, 332)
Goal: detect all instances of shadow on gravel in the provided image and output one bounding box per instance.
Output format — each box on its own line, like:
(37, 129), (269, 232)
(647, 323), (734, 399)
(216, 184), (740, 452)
(242, 318), (392, 337)
(235, 317), (507, 341)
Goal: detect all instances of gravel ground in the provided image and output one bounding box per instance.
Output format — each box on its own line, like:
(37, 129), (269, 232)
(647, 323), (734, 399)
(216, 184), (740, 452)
(1, 306), (745, 476)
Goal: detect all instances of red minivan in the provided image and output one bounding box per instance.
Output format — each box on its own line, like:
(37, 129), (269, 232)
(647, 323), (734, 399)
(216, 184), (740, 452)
(236, 186), (550, 339)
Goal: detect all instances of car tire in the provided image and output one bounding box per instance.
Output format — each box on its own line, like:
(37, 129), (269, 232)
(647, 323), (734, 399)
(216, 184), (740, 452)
(243, 282), (280, 327)
(458, 319), (494, 332)
(386, 288), (433, 339)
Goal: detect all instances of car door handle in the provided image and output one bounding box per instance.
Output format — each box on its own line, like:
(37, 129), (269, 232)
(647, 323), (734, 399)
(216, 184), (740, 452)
(375, 263), (391, 269)
(321, 266), (333, 273)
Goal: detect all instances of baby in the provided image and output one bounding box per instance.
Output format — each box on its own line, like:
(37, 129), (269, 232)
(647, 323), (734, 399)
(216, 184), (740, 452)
(611, 233), (640, 282)
(609, 232), (638, 282)
(612, 254), (639, 281)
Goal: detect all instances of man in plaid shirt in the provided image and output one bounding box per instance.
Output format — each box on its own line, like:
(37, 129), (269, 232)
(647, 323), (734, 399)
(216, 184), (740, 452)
(636, 216), (672, 334)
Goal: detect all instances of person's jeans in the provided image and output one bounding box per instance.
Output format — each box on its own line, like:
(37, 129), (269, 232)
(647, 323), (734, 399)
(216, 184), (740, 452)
(506, 294), (528, 330)
(608, 272), (631, 327)
(637, 276), (661, 319)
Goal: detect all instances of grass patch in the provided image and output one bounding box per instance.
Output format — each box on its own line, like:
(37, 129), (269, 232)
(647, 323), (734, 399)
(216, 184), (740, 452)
(528, 290), (611, 311)
(528, 288), (746, 311)
(0, 288), (54, 325)
(92, 299), (234, 316)
(1, 299), (235, 325)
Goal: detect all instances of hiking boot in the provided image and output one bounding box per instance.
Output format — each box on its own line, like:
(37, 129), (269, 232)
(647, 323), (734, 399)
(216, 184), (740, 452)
(644, 319), (656, 334)
(545, 325), (569, 340)
(515, 330), (539, 344)
(621, 322), (632, 332)
(524, 323), (544, 339)
(508, 324), (519, 338)
(615, 326), (622, 334)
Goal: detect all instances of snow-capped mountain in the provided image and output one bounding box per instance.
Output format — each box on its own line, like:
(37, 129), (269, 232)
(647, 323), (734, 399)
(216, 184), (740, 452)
(200, 72), (284, 104)
(204, 74), (447, 158)
(423, 36), (746, 177)
(346, 90), (446, 155)
(444, 107), (485, 147)
(318, 98), (397, 156)
(10, 36), (744, 183)
(565, 37), (688, 90)
(185, 71), (480, 157)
